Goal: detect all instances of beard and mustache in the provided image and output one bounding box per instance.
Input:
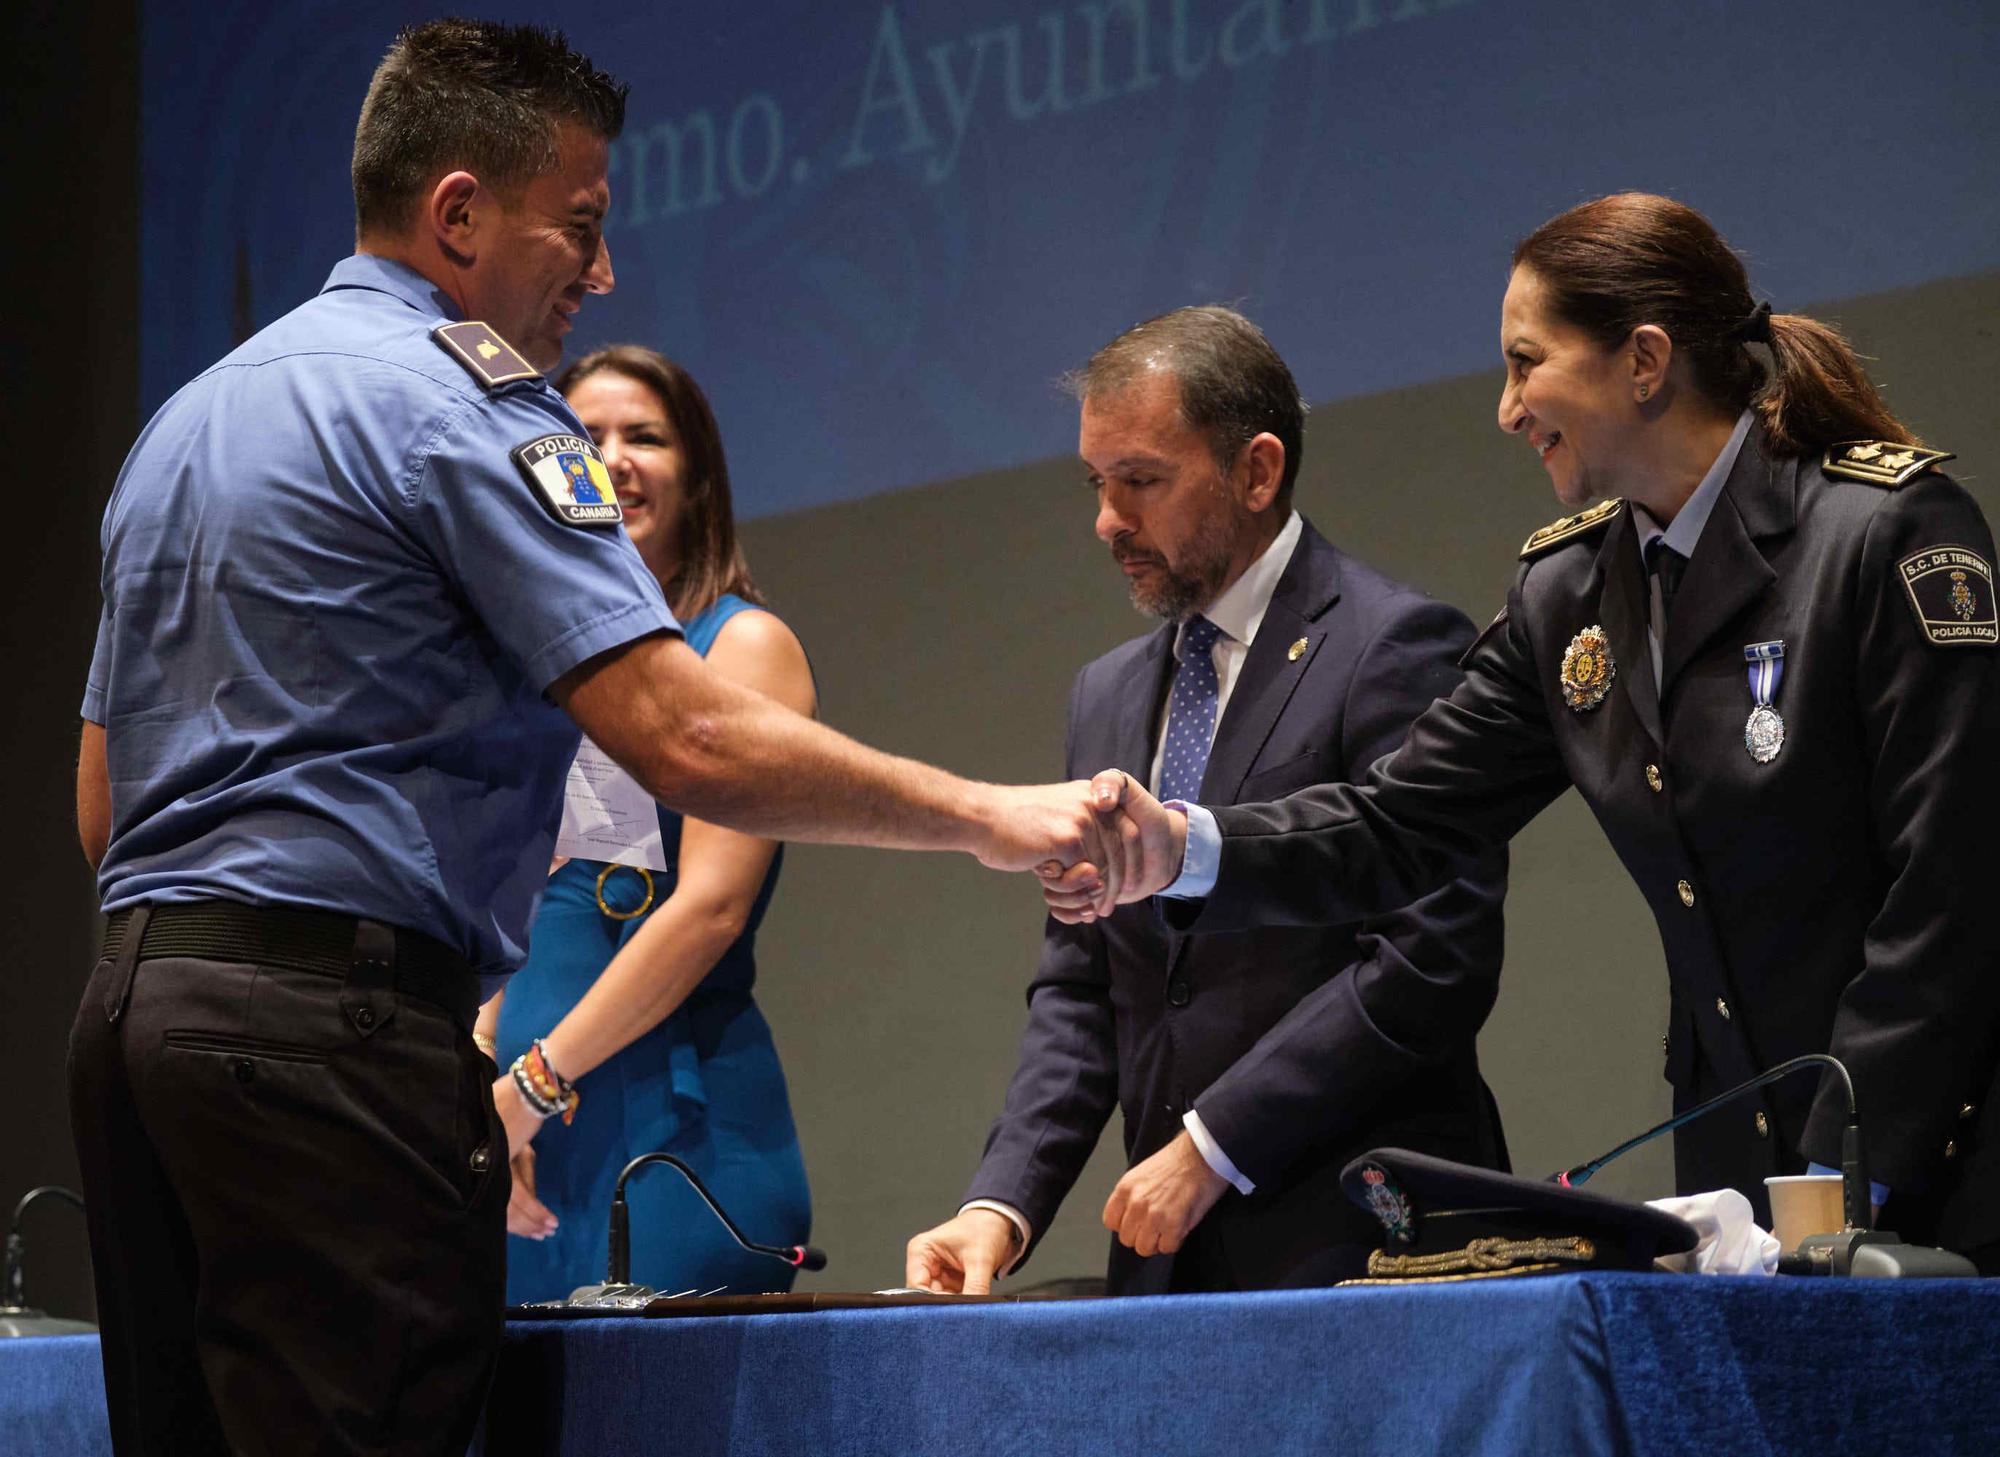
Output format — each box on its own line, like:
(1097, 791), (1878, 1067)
(1110, 487), (1246, 621)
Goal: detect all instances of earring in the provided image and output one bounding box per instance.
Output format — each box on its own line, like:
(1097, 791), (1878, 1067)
(1637, 385), (1650, 401)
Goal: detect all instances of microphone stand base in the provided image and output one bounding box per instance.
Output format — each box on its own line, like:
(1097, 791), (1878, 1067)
(0, 1306), (98, 1337)
(1784, 1230), (1978, 1279)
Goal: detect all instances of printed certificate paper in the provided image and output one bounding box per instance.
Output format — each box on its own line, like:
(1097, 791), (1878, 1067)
(554, 736), (668, 871)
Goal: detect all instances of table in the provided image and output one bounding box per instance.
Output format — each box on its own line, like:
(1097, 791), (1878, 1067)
(9, 1274), (1997, 1455)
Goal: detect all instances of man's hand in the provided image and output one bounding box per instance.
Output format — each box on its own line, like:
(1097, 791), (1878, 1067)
(1101, 1130), (1229, 1258)
(905, 1209), (1020, 1294)
(506, 1144), (559, 1240)
(1040, 770), (1187, 924)
(977, 779), (1126, 919)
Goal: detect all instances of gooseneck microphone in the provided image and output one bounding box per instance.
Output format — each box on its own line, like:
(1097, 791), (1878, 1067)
(2, 1186), (96, 1338)
(1554, 1052), (1975, 1277)
(606, 1152), (826, 1283)
(564, 1153), (826, 1308)
(1556, 1053), (1871, 1235)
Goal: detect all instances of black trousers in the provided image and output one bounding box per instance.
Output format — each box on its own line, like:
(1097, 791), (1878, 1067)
(67, 908), (508, 1456)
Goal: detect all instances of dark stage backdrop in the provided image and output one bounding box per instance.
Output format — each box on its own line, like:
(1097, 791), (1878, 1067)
(7, 1), (1997, 1320)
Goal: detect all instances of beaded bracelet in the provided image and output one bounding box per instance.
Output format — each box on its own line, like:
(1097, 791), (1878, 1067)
(511, 1038), (580, 1125)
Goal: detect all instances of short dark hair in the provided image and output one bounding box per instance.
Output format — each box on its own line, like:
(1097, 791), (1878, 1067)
(352, 19), (628, 237)
(554, 345), (765, 621)
(1066, 305), (1307, 505)
(1514, 192), (1915, 454)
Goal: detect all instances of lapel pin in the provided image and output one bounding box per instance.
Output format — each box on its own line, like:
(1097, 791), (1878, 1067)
(1288, 638), (1308, 662)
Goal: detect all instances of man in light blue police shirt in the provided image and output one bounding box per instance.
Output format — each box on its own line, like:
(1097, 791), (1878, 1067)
(72, 21), (1127, 1457)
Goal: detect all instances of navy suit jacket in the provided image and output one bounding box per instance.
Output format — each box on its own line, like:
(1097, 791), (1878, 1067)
(966, 520), (1510, 1292)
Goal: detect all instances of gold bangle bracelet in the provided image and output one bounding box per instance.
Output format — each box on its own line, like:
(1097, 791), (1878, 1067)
(594, 862), (656, 921)
(472, 1031), (498, 1059)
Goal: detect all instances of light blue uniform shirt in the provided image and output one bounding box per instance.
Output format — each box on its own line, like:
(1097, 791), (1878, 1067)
(83, 254), (677, 985)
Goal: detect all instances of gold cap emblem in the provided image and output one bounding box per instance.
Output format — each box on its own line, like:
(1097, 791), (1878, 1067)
(1560, 625), (1616, 712)
(1288, 638), (1308, 662)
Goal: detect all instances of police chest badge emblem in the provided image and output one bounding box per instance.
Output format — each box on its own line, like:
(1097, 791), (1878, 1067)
(1742, 641), (1786, 763)
(511, 433), (623, 527)
(1559, 625), (1615, 712)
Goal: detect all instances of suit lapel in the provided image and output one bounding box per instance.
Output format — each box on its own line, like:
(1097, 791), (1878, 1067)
(1112, 624), (1176, 783)
(1200, 525), (1339, 803)
(1593, 503), (1664, 747)
(1661, 431), (1793, 695)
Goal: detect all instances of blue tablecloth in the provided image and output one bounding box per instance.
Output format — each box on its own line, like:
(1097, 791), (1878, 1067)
(10, 1274), (1999, 1455)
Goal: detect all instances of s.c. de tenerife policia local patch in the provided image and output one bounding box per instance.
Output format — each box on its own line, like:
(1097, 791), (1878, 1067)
(1559, 625), (1616, 711)
(511, 434), (623, 527)
(1898, 546), (1998, 645)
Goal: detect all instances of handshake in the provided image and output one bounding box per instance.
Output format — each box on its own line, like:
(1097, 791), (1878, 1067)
(986, 770), (1190, 922)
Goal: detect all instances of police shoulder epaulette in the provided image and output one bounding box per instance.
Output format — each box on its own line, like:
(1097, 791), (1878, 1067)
(431, 321), (540, 390)
(1519, 498), (1622, 559)
(1822, 440), (1954, 488)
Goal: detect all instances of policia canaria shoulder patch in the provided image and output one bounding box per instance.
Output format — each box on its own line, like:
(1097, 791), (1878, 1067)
(431, 321), (540, 389)
(1898, 545), (1997, 646)
(1520, 498), (1622, 559)
(511, 434), (623, 527)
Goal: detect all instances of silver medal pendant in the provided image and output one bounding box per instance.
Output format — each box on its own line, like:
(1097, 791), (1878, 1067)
(1744, 704), (1785, 763)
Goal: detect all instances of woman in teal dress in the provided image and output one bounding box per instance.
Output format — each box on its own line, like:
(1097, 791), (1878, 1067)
(477, 346), (818, 1302)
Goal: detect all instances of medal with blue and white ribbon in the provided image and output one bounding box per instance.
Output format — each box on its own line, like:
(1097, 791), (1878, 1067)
(1743, 641), (1786, 763)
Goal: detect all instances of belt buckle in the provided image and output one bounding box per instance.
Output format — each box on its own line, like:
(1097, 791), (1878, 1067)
(595, 864), (656, 921)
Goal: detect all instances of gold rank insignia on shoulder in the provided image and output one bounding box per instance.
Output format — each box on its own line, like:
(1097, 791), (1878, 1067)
(431, 321), (541, 390)
(1559, 625), (1616, 712)
(1823, 440), (1954, 488)
(1520, 498), (1623, 559)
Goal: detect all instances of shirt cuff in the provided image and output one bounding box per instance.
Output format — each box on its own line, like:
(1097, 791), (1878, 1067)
(958, 1200), (1031, 1275)
(1807, 1161), (1889, 1208)
(1184, 1109), (1255, 1195)
(1160, 802), (1219, 900)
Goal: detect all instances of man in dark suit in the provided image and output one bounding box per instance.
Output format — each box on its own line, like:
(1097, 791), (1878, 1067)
(905, 307), (1509, 1294)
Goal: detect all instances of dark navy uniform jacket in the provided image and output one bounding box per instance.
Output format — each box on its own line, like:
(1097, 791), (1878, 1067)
(1168, 426), (2000, 1251)
(970, 521), (1509, 1292)
(84, 255), (676, 989)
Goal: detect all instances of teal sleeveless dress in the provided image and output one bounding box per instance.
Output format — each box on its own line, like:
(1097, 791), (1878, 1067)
(497, 595), (810, 1300)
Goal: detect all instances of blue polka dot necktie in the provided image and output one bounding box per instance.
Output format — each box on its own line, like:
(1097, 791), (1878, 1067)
(1158, 616), (1223, 803)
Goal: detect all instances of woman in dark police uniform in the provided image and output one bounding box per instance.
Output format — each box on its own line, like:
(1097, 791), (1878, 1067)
(1067, 193), (2000, 1267)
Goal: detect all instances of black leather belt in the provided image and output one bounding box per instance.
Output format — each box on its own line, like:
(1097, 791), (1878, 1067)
(101, 901), (479, 1024)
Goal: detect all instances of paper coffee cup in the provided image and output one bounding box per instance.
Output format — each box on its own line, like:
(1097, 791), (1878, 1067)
(1764, 1174), (1847, 1251)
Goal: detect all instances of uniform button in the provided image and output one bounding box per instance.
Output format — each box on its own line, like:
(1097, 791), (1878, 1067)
(1166, 979), (1191, 1007)
(354, 1005), (377, 1030)
(1754, 1112), (1770, 1138)
(1660, 1035), (1669, 1054)
(1645, 764), (1663, 793)
(1677, 880), (1695, 907)
(1715, 998), (1731, 1021)
(470, 1145), (492, 1174)
(1944, 1140), (1960, 1160)
(1961, 1103), (1978, 1121)
(232, 1058), (256, 1084)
